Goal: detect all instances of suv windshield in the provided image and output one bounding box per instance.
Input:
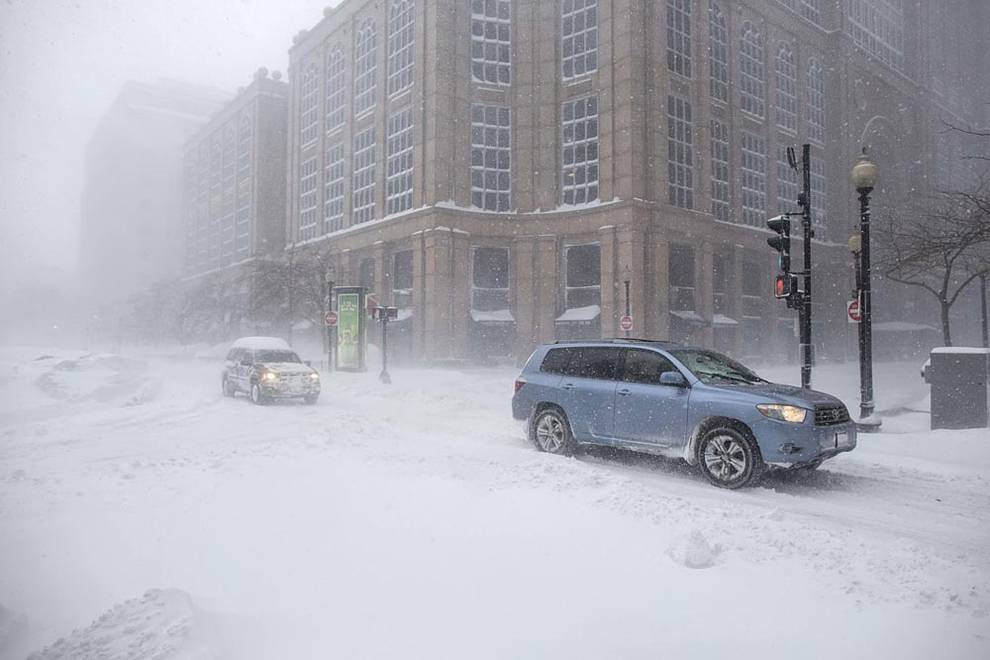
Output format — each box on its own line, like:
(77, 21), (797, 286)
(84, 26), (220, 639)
(254, 350), (301, 364)
(670, 349), (766, 385)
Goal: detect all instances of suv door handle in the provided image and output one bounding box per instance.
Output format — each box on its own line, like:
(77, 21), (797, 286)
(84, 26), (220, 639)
(562, 383), (575, 391)
(617, 388), (631, 396)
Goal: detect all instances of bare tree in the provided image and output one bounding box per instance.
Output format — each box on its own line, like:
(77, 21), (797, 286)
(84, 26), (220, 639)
(243, 248), (335, 342)
(876, 184), (990, 345)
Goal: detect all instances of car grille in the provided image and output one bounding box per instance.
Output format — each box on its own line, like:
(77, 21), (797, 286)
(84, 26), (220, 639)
(814, 404), (850, 426)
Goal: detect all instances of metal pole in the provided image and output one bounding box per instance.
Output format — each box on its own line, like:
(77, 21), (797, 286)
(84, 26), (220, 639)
(858, 187), (878, 426)
(380, 314), (391, 384)
(981, 274), (989, 349)
(800, 144), (813, 389)
(327, 279), (335, 372)
(624, 279), (631, 338)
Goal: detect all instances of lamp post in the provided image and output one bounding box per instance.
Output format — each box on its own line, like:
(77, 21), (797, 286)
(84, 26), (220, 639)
(850, 151), (881, 431)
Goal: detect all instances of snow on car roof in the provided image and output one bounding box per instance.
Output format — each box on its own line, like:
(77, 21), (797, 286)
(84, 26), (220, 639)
(230, 336), (292, 350)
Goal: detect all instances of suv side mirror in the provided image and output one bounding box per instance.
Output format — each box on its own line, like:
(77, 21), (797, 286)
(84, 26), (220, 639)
(240, 359), (252, 367)
(659, 371), (689, 388)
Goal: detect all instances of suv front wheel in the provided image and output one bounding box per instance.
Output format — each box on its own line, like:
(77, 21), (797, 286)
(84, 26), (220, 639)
(697, 425), (765, 489)
(250, 382), (268, 406)
(530, 407), (576, 456)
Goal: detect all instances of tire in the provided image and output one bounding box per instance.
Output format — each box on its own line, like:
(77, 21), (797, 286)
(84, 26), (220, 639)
(222, 376), (236, 398)
(529, 407), (576, 456)
(303, 394), (319, 405)
(696, 425), (765, 489)
(250, 382), (268, 406)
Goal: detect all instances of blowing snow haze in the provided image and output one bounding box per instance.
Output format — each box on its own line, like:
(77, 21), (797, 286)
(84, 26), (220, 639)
(1, 1), (990, 659)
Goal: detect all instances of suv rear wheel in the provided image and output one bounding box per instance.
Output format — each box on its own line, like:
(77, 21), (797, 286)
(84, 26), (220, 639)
(697, 425), (765, 489)
(530, 407), (576, 456)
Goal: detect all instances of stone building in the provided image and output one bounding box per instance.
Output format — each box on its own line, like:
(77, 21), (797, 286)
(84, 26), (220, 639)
(283, 0), (989, 364)
(182, 68), (289, 277)
(80, 79), (230, 302)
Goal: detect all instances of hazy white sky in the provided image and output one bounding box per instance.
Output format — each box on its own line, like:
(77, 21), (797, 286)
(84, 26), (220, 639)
(0, 0), (336, 293)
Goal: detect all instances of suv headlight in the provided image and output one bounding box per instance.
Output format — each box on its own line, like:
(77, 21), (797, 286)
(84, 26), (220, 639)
(262, 371), (278, 381)
(309, 372), (320, 380)
(757, 403), (808, 424)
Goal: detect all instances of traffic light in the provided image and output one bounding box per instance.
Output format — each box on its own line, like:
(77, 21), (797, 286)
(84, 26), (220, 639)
(774, 274), (798, 299)
(766, 215), (791, 273)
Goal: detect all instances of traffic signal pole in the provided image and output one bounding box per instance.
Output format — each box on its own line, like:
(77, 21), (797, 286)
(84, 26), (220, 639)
(800, 144), (813, 390)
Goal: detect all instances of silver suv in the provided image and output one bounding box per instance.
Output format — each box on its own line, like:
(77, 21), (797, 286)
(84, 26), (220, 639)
(221, 337), (320, 405)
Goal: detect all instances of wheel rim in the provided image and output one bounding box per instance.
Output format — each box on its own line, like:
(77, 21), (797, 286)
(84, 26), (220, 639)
(703, 434), (748, 482)
(251, 385), (260, 403)
(535, 414), (565, 452)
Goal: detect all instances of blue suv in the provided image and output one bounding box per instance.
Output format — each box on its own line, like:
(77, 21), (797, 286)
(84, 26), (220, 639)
(511, 340), (856, 488)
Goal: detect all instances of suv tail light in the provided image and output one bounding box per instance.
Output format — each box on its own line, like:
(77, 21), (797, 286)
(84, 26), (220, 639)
(514, 378), (526, 394)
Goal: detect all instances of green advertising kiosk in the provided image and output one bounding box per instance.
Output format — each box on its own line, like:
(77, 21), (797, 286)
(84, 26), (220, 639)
(334, 286), (367, 371)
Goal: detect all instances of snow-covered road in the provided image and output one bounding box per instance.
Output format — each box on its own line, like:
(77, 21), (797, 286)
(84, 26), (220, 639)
(0, 348), (988, 659)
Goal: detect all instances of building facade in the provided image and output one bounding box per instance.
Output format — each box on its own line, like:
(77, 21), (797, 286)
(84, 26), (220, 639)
(182, 68), (289, 277)
(283, 0), (989, 363)
(79, 79), (230, 303)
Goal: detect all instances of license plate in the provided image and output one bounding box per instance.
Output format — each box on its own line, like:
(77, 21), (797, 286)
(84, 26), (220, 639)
(834, 432), (848, 448)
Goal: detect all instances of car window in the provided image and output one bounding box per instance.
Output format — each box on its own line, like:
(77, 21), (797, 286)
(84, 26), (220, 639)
(255, 350), (301, 363)
(621, 349), (677, 385)
(226, 348), (240, 362)
(540, 348), (573, 374)
(561, 347), (619, 380)
(670, 349), (766, 385)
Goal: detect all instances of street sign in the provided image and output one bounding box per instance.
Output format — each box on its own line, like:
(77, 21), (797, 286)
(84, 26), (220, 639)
(323, 310), (338, 327)
(847, 298), (862, 323)
(620, 315), (634, 332)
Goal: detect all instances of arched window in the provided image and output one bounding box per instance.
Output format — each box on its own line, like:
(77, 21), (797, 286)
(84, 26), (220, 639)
(775, 44), (796, 133)
(325, 47), (345, 131)
(739, 23), (765, 118)
(807, 58), (825, 144)
(299, 62), (319, 146)
(708, 1), (728, 102)
(388, 0), (414, 96)
(354, 18), (377, 115)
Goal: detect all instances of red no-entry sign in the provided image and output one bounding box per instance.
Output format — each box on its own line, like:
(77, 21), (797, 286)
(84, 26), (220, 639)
(324, 310), (338, 327)
(847, 299), (861, 323)
(620, 315), (634, 332)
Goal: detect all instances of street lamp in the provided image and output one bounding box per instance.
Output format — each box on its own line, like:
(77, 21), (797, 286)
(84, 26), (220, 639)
(850, 151), (881, 432)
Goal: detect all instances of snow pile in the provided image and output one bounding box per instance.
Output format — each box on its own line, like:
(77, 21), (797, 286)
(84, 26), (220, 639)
(666, 529), (723, 569)
(27, 589), (217, 660)
(33, 353), (161, 406)
(0, 603), (29, 655)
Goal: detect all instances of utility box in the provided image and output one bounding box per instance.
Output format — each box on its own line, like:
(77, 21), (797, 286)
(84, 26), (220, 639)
(928, 347), (990, 430)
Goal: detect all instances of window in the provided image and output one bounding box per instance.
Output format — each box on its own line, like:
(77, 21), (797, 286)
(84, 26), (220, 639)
(708, 2), (728, 103)
(561, 96), (599, 205)
(392, 250), (414, 308)
(739, 23), (765, 118)
(741, 261), (763, 322)
(669, 244), (695, 312)
(359, 257), (376, 291)
(561, 347), (618, 380)
(740, 131), (766, 226)
(325, 47), (346, 132)
(800, 0), (821, 24)
(324, 140), (345, 232)
(811, 152), (826, 231)
(472, 247), (510, 313)
(471, 0), (511, 85)
(562, 0), (598, 80)
(540, 348), (572, 375)
(236, 113), (252, 257)
(352, 127), (376, 224)
(300, 63), (319, 147)
(471, 104), (511, 211)
(388, 0), (415, 96)
(666, 0), (692, 78)
(299, 156), (319, 240)
(777, 150), (799, 214)
(565, 244), (601, 309)
(713, 251), (730, 314)
(710, 119), (730, 221)
(807, 58), (825, 144)
(354, 19), (377, 116)
(621, 350), (677, 385)
(667, 95), (694, 209)
(847, 0), (904, 70)
(775, 44), (797, 133)
(386, 107), (414, 215)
